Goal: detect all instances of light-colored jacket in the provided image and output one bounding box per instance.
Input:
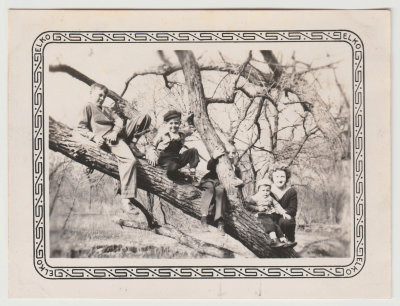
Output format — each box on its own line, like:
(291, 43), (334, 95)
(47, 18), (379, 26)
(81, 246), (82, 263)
(248, 192), (286, 216)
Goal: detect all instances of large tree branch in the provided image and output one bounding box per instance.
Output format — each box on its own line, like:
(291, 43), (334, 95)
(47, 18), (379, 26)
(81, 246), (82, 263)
(49, 64), (140, 119)
(260, 50), (283, 81)
(238, 97), (265, 161)
(120, 58), (275, 98)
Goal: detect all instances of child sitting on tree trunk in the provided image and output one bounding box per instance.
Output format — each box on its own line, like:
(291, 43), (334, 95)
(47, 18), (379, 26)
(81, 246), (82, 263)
(77, 83), (152, 213)
(146, 110), (200, 183)
(199, 144), (243, 234)
(247, 179), (297, 248)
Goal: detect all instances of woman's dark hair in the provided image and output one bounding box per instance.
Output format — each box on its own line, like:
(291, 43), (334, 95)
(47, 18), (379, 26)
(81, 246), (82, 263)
(269, 165), (291, 182)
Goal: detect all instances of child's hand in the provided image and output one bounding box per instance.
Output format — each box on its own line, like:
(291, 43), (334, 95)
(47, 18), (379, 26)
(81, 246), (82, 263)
(146, 148), (159, 166)
(93, 135), (105, 147)
(283, 213), (292, 220)
(182, 112), (194, 124)
(104, 131), (118, 144)
(212, 146), (225, 159)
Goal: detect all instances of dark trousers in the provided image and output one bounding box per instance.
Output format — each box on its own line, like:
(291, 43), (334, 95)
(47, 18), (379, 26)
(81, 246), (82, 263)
(124, 114), (152, 143)
(199, 179), (226, 221)
(159, 148), (199, 171)
(278, 217), (296, 241)
(258, 213), (284, 238)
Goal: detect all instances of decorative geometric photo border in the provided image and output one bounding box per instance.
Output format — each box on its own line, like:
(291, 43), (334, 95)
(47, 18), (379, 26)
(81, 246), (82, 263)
(32, 30), (365, 279)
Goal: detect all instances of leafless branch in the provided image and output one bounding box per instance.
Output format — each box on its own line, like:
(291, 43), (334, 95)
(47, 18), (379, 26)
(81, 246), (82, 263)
(229, 97), (256, 142)
(238, 98), (265, 161)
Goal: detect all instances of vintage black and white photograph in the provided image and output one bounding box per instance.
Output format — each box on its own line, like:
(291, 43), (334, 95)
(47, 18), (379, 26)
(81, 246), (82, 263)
(8, 8), (393, 298)
(46, 43), (353, 260)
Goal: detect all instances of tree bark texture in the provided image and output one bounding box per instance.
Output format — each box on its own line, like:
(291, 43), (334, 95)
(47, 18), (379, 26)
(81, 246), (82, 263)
(49, 117), (298, 258)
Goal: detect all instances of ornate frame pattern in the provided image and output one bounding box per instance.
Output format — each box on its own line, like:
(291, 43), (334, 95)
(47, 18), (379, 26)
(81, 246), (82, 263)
(33, 30), (365, 279)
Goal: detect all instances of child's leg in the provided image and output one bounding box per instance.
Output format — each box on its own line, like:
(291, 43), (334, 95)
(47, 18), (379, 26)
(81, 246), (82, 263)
(258, 215), (276, 235)
(158, 153), (181, 180)
(278, 217), (296, 241)
(258, 215), (286, 247)
(177, 148), (200, 169)
(270, 213), (285, 239)
(109, 139), (137, 199)
(199, 181), (215, 217)
(214, 184), (227, 221)
(165, 160), (181, 180)
(274, 222), (285, 241)
(124, 113), (152, 143)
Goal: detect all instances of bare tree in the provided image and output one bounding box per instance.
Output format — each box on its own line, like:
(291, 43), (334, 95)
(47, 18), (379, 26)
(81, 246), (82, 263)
(49, 49), (350, 258)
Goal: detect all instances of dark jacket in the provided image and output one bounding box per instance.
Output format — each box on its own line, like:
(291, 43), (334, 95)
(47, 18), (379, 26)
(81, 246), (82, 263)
(201, 157), (241, 183)
(271, 187), (298, 217)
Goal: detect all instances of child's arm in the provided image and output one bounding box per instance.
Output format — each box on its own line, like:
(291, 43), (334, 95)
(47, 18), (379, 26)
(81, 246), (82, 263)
(246, 197), (264, 213)
(146, 129), (164, 166)
(285, 189), (298, 217)
(180, 113), (195, 137)
(272, 198), (291, 219)
(109, 110), (124, 135)
(206, 146), (225, 170)
(77, 105), (95, 139)
(272, 199), (287, 215)
(103, 109), (124, 143)
(77, 105), (105, 146)
(152, 130), (165, 151)
(77, 104), (106, 147)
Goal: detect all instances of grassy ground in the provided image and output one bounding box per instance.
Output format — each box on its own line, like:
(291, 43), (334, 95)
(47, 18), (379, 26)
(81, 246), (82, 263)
(50, 208), (349, 259)
(50, 209), (256, 259)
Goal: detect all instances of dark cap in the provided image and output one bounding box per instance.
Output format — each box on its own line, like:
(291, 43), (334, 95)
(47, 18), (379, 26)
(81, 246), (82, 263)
(164, 110), (182, 122)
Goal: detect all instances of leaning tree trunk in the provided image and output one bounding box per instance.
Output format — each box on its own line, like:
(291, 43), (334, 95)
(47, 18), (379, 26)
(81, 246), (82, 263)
(49, 117), (298, 258)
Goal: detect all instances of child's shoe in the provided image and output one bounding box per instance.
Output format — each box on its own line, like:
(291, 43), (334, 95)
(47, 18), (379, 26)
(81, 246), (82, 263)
(285, 241), (297, 248)
(270, 239), (285, 248)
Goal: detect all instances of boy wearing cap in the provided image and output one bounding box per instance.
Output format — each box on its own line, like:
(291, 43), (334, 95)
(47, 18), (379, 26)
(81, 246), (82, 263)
(77, 83), (151, 210)
(247, 178), (296, 248)
(147, 110), (200, 182)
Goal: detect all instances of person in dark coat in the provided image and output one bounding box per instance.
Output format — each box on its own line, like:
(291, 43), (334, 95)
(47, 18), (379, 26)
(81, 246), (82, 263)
(269, 166), (298, 242)
(199, 144), (243, 234)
